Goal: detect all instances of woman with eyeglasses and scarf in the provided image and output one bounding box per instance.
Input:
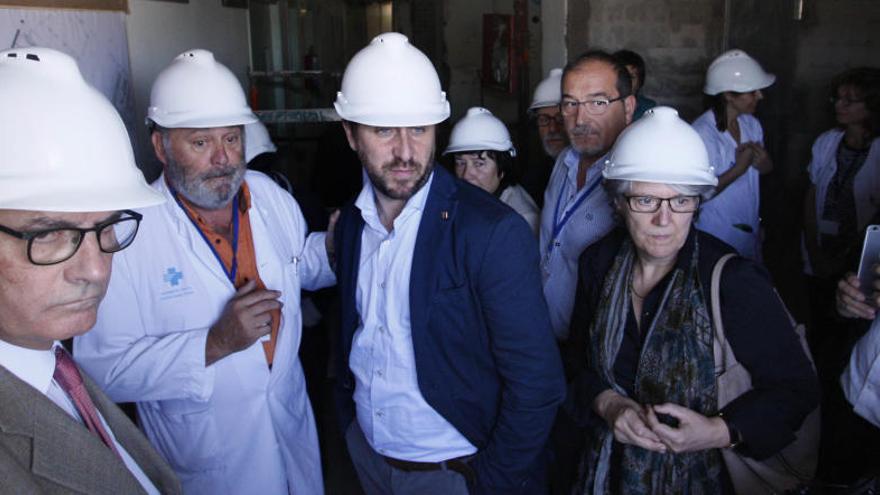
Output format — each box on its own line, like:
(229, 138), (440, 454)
(564, 107), (818, 494)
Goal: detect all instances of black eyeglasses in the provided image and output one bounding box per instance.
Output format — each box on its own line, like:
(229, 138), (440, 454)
(560, 95), (625, 116)
(0, 210), (143, 265)
(535, 113), (564, 127)
(624, 195), (701, 213)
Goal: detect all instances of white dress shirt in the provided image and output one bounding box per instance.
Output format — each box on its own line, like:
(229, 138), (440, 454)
(692, 110), (764, 260)
(539, 148), (616, 340)
(0, 339), (159, 494)
(350, 171), (477, 462)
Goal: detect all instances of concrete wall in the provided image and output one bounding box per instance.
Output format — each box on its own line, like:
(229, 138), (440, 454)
(126, 0), (250, 180)
(441, 0), (542, 124)
(566, 0), (725, 120)
(541, 0), (567, 74)
(788, 0), (880, 181)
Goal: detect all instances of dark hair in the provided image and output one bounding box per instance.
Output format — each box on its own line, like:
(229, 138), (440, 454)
(562, 50), (633, 101)
(706, 93), (729, 132)
(831, 67), (880, 137)
(448, 149), (517, 193)
(614, 49), (646, 90)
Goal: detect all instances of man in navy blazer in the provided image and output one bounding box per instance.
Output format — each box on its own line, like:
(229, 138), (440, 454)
(331, 33), (565, 495)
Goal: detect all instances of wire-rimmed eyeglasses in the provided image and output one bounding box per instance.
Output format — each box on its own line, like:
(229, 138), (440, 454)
(0, 210), (143, 265)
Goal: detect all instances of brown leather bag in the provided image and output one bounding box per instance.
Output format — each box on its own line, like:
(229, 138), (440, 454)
(711, 253), (820, 494)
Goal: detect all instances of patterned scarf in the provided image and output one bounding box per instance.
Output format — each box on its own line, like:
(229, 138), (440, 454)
(576, 236), (722, 494)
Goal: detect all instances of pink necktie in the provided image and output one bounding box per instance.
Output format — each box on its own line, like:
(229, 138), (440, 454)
(53, 347), (120, 456)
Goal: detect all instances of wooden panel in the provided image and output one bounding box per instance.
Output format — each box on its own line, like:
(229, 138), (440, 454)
(0, 1), (127, 12)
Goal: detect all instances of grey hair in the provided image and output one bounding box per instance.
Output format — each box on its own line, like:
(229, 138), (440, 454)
(603, 179), (715, 201)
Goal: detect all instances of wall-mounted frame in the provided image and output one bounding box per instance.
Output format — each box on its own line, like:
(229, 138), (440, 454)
(0, 0), (128, 10)
(481, 13), (515, 94)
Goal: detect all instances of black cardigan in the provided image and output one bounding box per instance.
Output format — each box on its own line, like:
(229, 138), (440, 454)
(562, 227), (819, 460)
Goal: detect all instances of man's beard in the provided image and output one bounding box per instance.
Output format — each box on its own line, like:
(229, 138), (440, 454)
(360, 150), (434, 202)
(165, 153), (246, 210)
(568, 122), (607, 158)
(542, 131), (567, 157)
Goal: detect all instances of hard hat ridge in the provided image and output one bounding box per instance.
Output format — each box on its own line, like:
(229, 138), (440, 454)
(335, 32), (450, 127)
(148, 49), (257, 129)
(603, 106), (717, 186)
(444, 107), (516, 157)
(529, 68), (563, 111)
(0, 46), (164, 212)
(704, 49), (775, 95)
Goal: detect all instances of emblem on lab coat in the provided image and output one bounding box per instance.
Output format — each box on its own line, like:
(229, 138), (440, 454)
(160, 266), (194, 300)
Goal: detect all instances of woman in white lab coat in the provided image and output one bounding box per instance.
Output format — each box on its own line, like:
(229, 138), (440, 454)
(692, 49), (775, 260)
(804, 67), (880, 485)
(803, 68), (880, 283)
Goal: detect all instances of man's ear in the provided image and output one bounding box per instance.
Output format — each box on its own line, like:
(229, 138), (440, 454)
(623, 95), (636, 125)
(342, 122), (358, 152)
(151, 131), (169, 166)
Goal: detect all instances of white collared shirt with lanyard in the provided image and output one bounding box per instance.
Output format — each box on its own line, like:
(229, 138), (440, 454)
(539, 148), (616, 340)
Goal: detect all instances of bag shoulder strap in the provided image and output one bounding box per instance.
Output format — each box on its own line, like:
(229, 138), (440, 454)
(711, 253), (738, 372)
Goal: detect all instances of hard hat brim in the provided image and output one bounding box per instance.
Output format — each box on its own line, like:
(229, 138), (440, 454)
(704, 73), (776, 95)
(0, 181), (165, 212)
(602, 166), (718, 187)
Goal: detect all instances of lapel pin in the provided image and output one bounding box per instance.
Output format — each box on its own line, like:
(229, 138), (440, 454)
(441, 210), (449, 221)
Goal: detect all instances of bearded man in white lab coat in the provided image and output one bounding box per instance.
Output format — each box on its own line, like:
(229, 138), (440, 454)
(74, 49), (336, 495)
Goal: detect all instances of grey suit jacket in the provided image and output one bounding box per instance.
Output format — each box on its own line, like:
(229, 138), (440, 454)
(0, 364), (181, 494)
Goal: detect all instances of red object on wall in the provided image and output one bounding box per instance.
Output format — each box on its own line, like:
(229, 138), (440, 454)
(482, 14), (516, 94)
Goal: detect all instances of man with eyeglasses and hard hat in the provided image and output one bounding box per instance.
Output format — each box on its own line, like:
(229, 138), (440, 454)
(74, 49), (336, 494)
(522, 68), (569, 207)
(0, 47), (180, 494)
(540, 50), (636, 343)
(331, 33), (564, 495)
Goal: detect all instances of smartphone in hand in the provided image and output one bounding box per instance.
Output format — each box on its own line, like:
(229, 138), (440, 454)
(857, 225), (880, 303)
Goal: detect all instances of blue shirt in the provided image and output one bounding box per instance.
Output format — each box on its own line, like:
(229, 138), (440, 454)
(539, 147), (616, 340)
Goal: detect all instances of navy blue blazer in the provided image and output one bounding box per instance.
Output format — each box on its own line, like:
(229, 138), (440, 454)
(334, 166), (565, 494)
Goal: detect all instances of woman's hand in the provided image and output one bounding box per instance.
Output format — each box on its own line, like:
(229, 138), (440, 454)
(647, 403), (730, 453)
(593, 390), (667, 453)
(733, 143), (755, 174)
(747, 142), (774, 174)
(837, 271), (879, 320)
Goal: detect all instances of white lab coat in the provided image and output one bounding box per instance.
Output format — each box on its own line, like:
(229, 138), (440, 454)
(802, 130), (880, 274)
(692, 110), (764, 259)
(499, 184), (540, 234)
(74, 171), (335, 495)
(842, 317), (880, 428)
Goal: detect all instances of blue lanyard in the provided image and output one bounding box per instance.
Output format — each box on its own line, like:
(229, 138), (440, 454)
(547, 172), (603, 256)
(172, 188), (241, 284)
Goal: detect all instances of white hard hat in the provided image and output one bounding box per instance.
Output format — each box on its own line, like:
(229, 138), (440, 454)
(244, 120), (277, 163)
(703, 49), (775, 95)
(334, 32), (450, 127)
(0, 47), (164, 212)
(147, 49), (257, 128)
(529, 68), (563, 110)
(444, 107), (516, 157)
(603, 106), (717, 186)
